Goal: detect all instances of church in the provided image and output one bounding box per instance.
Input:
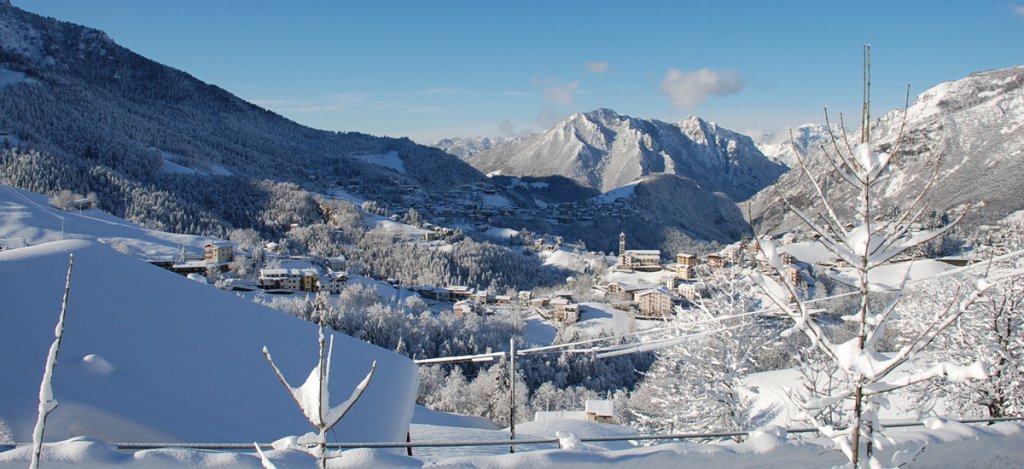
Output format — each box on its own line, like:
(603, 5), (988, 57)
(616, 232), (662, 272)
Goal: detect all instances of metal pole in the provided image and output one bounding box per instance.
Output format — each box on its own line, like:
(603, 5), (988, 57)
(507, 337), (516, 454)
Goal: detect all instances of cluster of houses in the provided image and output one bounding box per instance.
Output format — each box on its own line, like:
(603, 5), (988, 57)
(527, 291), (581, 323)
(409, 283), (590, 323)
(421, 225), (461, 242)
(394, 182), (517, 228)
(257, 267), (348, 294)
(148, 241), (237, 276)
(149, 240), (352, 295)
(254, 250), (349, 294)
(599, 233), (815, 319)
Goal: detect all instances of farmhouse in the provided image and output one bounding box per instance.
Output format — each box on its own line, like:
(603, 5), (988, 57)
(318, 271), (348, 294)
(414, 286), (451, 301)
(584, 399), (615, 423)
(203, 241), (236, 264)
(453, 300), (479, 317)
(325, 256), (347, 271)
(534, 399), (615, 424)
(549, 297), (580, 323)
(72, 198), (94, 210)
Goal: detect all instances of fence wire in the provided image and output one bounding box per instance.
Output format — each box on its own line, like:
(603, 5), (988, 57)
(6, 415), (1015, 452)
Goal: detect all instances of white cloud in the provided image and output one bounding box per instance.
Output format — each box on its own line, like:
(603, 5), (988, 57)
(1014, 5), (1024, 18)
(660, 68), (743, 110)
(543, 80), (579, 106)
(586, 61), (610, 74)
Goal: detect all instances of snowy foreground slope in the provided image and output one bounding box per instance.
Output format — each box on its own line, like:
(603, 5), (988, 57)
(0, 184), (417, 445)
(0, 237), (417, 444)
(1, 419), (1022, 468)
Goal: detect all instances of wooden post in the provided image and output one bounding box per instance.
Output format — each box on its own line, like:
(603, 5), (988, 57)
(509, 338), (516, 454)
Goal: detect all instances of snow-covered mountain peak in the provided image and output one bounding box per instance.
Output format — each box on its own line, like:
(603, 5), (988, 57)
(577, 107), (629, 125)
(751, 65), (1024, 234)
(755, 123), (835, 167)
(898, 66), (1024, 127)
(678, 114), (711, 129)
(679, 115), (715, 144)
(462, 108), (786, 200)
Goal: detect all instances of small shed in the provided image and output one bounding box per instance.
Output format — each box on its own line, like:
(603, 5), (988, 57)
(584, 399), (614, 424)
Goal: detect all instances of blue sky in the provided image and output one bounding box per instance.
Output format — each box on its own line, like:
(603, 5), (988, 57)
(14, 1), (1024, 143)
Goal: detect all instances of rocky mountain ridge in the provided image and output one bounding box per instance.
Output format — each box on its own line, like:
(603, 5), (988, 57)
(457, 108), (787, 201)
(748, 65), (1024, 234)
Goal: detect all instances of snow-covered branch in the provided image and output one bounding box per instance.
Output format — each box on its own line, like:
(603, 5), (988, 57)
(30, 254), (75, 469)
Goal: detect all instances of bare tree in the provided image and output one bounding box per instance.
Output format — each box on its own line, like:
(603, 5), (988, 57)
(47, 190), (76, 211)
(752, 46), (1021, 467)
(892, 236), (1024, 419)
(262, 297), (376, 469)
(30, 255), (74, 469)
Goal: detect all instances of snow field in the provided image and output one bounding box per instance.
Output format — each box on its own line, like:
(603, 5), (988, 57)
(0, 239), (417, 444)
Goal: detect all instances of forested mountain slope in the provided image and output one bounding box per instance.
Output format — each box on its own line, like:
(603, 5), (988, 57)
(0, 2), (483, 236)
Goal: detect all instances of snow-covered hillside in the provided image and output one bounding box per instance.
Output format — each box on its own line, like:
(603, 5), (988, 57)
(0, 2), (485, 238)
(0, 186), (418, 444)
(750, 66), (1024, 233)
(0, 184), (208, 257)
(462, 108), (786, 200)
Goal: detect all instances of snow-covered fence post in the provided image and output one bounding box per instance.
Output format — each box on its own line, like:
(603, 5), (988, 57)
(262, 301), (376, 469)
(30, 254), (74, 469)
(751, 46), (1023, 467)
(509, 337), (516, 454)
